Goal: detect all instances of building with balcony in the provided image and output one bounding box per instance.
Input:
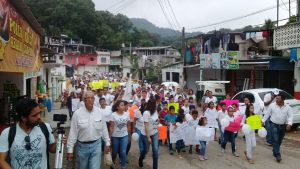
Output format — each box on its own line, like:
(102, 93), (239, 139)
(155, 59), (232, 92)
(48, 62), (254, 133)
(184, 31), (295, 95)
(122, 46), (181, 80)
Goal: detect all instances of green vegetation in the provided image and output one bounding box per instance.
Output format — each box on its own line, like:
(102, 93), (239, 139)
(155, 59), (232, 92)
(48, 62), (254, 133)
(26, 0), (161, 50)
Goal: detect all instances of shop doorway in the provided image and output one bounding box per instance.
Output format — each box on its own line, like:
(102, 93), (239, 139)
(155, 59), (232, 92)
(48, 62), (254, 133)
(172, 72), (179, 83)
(26, 78), (31, 98)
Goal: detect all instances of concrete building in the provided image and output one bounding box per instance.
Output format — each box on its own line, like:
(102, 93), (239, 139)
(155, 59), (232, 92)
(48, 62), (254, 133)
(122, 46), (181, 80)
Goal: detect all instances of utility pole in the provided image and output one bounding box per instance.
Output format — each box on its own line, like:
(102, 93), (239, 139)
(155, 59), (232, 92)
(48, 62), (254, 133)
(181, 27), (186, 87)
(289, 0), (291, 18)
(277, 0), (279, 27)
(297, 0), (300, 22)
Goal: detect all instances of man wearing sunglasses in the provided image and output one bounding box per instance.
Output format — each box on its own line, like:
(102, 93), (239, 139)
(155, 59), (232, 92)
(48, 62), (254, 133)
(0, 98), (57, 169)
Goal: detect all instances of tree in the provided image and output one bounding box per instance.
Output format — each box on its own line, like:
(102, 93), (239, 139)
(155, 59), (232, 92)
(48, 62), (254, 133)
(263, 19), (275, 30)
(286, 15), (297, 25)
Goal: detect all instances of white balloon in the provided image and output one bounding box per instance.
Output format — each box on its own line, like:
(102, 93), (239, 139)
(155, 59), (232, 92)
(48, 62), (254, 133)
(258, 127), (267, 138)
(132, 133), (139, 141)
(220, 118), (230, 127)
(242, 124), (251, 135)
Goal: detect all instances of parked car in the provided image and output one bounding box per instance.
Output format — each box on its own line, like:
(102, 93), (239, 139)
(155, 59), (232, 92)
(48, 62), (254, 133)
(161, 81), (179, 87)
(232, 88), (300, 128)
(195, 81), (230, 104)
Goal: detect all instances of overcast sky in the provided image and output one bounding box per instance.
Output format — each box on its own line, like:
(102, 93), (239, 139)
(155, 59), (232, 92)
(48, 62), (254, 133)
(92, 0), (297, 33)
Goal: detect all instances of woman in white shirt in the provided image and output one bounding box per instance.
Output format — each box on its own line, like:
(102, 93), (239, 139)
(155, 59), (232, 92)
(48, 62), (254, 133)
(133, 108), (144, 155)
(109, 100), (131, 169)
(138, 98), (159, 169)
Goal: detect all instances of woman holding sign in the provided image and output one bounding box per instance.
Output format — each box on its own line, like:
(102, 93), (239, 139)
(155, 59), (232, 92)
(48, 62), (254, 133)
(244, 104), (256, 164)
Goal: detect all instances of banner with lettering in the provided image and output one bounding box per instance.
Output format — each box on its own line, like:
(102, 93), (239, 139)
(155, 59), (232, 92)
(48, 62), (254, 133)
(227, 51), (239, 69)
(0, 0), (41, 73)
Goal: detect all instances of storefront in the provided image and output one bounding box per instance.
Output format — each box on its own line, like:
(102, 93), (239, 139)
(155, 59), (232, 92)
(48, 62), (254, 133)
(0, 0), (42, 127)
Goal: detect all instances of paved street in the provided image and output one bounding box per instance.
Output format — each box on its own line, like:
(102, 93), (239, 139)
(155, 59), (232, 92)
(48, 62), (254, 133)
(44, 102), (300, 169)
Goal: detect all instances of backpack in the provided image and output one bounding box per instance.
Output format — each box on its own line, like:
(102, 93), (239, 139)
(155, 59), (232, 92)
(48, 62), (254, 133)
(8, 122), (50, 169)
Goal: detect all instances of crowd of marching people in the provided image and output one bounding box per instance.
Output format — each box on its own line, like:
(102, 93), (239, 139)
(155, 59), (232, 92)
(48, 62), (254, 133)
(61, 76), (293, 169)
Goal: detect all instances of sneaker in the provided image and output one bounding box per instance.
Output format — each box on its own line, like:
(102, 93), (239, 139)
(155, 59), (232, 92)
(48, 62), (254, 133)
(221, 148), (225, 153)
(138, 159), (143, 167)
(169, 149), (174, 155)
(276, 156), (282, 163)
(199, 156), (205, 161)
(204, 156), (208, 160)
(266, 142), (272, 146)
(244, 151), (250, 160)
(233, 152), (239, 157)
(248, 159), (254, 164)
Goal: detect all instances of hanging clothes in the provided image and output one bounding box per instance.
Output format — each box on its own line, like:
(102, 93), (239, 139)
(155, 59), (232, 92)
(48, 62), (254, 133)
(185, 48), (192, 64)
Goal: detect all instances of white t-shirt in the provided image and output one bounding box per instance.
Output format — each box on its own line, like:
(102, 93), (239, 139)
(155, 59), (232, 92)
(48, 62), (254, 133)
(110, 112), (130, 137)
(134, 109), (144, 131)
(103, 94), (114, 106)
(204, 108), (219, 128)
(263, 93), (275, 115)
(181, 106), (190, 115)
(71, 98), (80, 112)
(218, 110), (227, 121)
(185, 113), (193, 121)
(141, 111), (159, 136)
(188, 118), (199, 129)
(100, 106), (112, 122)
(0, 123), (55, 169)
(94, 95), (101, 108)
(205, 96), (218, 104)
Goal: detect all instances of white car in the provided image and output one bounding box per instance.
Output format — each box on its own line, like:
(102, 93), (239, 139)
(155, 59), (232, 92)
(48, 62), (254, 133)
(161, 81), (179, 87)
(232, 88), (300, 128)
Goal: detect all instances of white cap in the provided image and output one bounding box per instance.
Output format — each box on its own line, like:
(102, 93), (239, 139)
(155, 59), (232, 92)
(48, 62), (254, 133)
(272, 88), (279, 95)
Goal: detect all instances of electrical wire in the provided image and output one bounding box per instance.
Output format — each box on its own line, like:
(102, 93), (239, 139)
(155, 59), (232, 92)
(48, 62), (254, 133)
(186, 0), (296, 31)
(112, 0), (136, 14)
(161, 0), (179, 30)
(157, 0), (177, 30)
(166, 0), (181, 29)
(106, 0), (128, 11)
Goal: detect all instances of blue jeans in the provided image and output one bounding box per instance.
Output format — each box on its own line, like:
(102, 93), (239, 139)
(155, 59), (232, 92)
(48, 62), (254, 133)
(218, 122), (224, 145)
(270, 122), (285, 157)
(265, 118), (272, 144)
(111, 136), (129, 168)
(176, 139), (184, 153)
(221, 130), (236, 153)
(135, 128), (144, 154)
(199, 141), (207, 156)
(140, 133), (159, 169)
(76, 139), (102, 169)
(167, 127), (173, 150)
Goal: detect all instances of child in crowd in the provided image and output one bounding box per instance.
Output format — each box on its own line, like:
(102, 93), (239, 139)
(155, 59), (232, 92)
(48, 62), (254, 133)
(169, 96), (175, 103)
(173, 112), (186, 159)
(217, 102), (227, 145)
(158, 101), (168, 145)
(181, 99), (190, 115)
(159, 101), (168, 126)
(204, 101), (219, 141)
(178, 96), (183, 107)
(187, 110), (200, 154)
(244, 104), (256, 164)
(188, 97), (196, 107)
(198, 116), (208, 161)
(221, 106), (240, 157)
(164, 106), (177, 155)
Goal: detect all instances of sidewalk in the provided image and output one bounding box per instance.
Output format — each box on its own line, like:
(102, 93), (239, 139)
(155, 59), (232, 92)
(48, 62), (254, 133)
(41, 101), (71, 129)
